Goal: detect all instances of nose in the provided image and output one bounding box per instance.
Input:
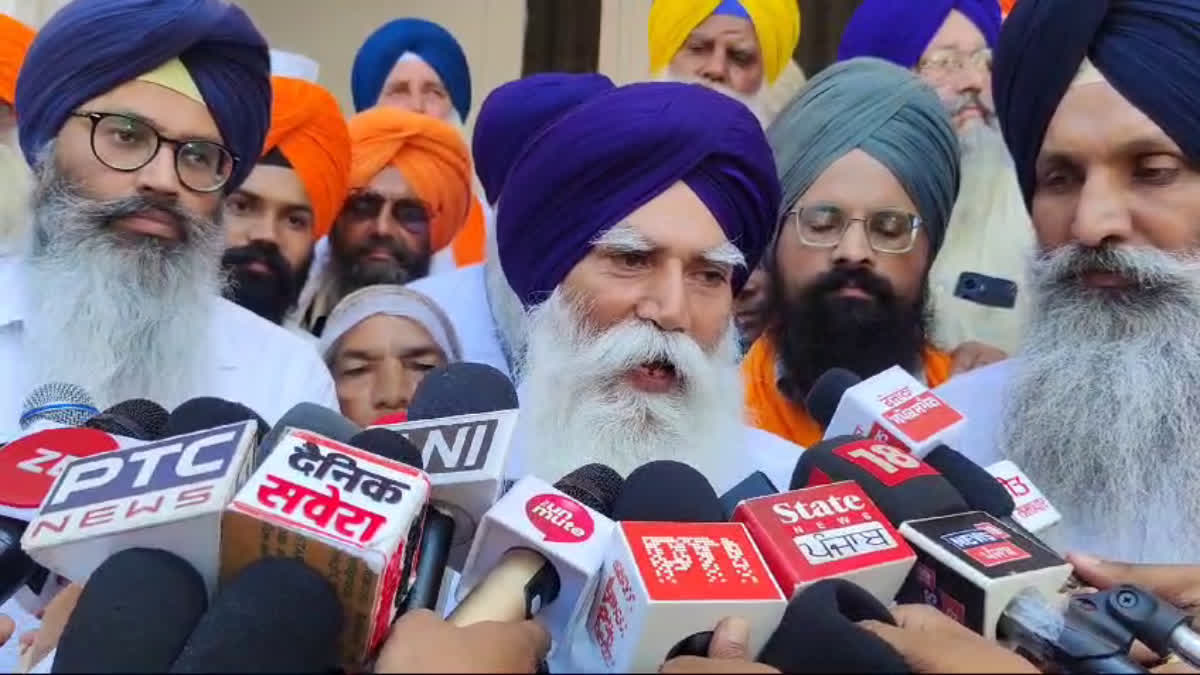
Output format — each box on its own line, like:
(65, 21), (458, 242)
(954, 64), (988, 98)
(374, 361), (412, 415)
(247, 215), (278, 246)
(134, 143), (181, 199)
(636, 261), (690, 333)
(699, 49), (728, 84)
(831, 219), (876, 267)
(371, 206), (393, 238)
(1072, 171), (1135, 248)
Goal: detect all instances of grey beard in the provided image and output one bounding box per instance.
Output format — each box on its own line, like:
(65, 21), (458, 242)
(519, 289), (743, 484)
(22, 150), (225, 410)
(482, 207), (528, 374)
(1003, 244), (1200, 563)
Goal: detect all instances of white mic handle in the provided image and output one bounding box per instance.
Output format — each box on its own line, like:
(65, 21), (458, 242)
(448, 548), (559, 626)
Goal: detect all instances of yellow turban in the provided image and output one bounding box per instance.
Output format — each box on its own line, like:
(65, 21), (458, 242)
(648, 0), (801, 86)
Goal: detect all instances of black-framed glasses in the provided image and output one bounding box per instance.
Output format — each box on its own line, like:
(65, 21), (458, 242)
(70, 111), (237, 193)
(787, 204), (922, 254)
(341, 190), (431, 236)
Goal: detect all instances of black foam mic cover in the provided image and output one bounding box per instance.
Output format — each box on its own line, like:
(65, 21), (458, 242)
(923, 444), (1015, 518)
(348, 428), (424, 468)
(54, 548), (207, 673)
(805, 368), (864, 428)
(85, 398), (170, 441)
(612, 461), (722, 522)
(170, 557), (342, 673)
(555, 464), (624, 518)
(165, 397), (269, 442)
(407, 362), (518, 420)
(758, 579), (909, 673)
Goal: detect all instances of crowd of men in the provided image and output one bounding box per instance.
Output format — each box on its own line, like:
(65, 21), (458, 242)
(1, 0), (1199, 670)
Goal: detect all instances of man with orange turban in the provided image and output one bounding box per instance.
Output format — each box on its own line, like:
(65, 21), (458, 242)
(296, 106), (471, 336)
(0, 14), (34, 255)
(220, 76), (350, 327)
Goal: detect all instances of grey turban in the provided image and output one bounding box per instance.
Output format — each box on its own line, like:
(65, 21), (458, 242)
(767, 57), (960, 256)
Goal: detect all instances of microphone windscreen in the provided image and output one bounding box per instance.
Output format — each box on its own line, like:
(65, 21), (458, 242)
(348, 428), (424, 469)
(924, 445), (1015, 517)
(407, 362), (518, 420)
(170, 557), (342, 673)
(804, 368), (863, 428)
(20, 382), (98, 430)
(54, 548), (207, 673)
(612, 461), (722, 522)
(757, 579), (907, 673)
(554, 464), (624, 518)
(164, 397), (268, 441)
(85, 398), (169, 441)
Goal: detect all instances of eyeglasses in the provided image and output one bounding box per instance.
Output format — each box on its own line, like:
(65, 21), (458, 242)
(917, 47), (993, 78)
(787, 205), (922, 254)
(341, 191), (431, 236)
(70, 111), (237, 193)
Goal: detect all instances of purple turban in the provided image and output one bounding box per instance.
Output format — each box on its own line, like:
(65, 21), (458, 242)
(15, 0), (270, 191)
(472, 72), (615, 206)
(497, 82), (780, 306)
(837, 0), (1001, 68)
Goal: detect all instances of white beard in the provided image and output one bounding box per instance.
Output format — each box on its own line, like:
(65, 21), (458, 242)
(0, 129), (32, 256)
(519, 289), (744, 483)
(22, 152), (225, 410)
(482, 205), (528, 373)
(1003, 244), (1200, 563)
(653, 72), (771, 129)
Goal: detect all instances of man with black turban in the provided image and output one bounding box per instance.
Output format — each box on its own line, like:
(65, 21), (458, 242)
(937, 0), (1200, 564)
(0, 0), (336, 441)
(502, 81), (802, 492)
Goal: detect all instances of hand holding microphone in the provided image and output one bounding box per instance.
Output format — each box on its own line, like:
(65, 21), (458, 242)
(659, 618), (780, 674)
(374, 609), (549, 673)
(859, 604), (1039, 674)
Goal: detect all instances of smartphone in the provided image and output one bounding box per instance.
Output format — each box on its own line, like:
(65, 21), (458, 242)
(953, 271), (1018, 309)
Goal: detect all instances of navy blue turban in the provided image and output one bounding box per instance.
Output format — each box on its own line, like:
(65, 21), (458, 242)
(497, 82), (781, 306)
(472, 72), (614, 206)
(351, 18), (471, 120)
(15, 0), (270, 192)
(994, 0), (1200, 209)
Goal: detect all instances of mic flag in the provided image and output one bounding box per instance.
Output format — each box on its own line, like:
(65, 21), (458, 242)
(988, 460), (1062, 535)
(220, 426), (430, 668)
(0, 428), (121, 519)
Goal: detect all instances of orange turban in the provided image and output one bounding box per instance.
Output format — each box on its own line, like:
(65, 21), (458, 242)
(347, 107), (472, 253)
(261, 76), (351, 240)
(0, 14), (34, 106)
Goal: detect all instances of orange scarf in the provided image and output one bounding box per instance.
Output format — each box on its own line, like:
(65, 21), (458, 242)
(450, 195), (486, 266)
(741, 336), (953, 448)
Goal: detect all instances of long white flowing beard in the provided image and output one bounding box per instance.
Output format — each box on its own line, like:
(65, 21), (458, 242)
(1003, 245), (1200, 563)
(22, 155), (224, 410)
(0, 132), (32, 256)
(520, 289), (744, 483)
(482, 206), (528, 373)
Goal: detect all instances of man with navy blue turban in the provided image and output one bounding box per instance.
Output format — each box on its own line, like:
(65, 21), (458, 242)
(503, 81), (802, 493)
(839, 0), (1034, 361)
(936, 0), (1200, 566)
(352, 18), (471, 126)
(0, 0), (337, 445)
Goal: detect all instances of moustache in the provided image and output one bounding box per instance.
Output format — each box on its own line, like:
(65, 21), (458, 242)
(89, 195), (200, 241)
(352, 234), (419, 267)
(221, 240), (295, 283)
(1036, 244), (1200, 292)
(804, 265), (898, 304)
(950, 92), (993, 119)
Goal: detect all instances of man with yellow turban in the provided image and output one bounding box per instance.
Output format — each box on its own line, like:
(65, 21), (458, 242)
(221, 76), (350, 327)
(648, 0), (800, 120)
(0, 14), (34, 255)
(296, 107), (472, 336)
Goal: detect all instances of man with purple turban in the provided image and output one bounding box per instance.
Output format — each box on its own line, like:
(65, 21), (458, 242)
(500, 81), (802, 490)
(0, 0), (337, 442)
(839, 0), (1035, 362)
(937, 0), (1200, 564)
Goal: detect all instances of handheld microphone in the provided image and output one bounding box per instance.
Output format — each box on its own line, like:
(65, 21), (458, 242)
(164, 397), (269, 443)
(451, 464), (623, 649)
(83, 399), (169, 442)
(718, 471), (779, 521)
(572, 461), (787, 673)
(253, 401), (361, 468)
(373, 361), (520, 570)
(53, 548), (207, 673)
(221, 426), (430, 667)
(22, 415), (260, 593)
(170, 557), (342, 673)
(987, 460), (1063, 536)
(19, 384), (98, 433)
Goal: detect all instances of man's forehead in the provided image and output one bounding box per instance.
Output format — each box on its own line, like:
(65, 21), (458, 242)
(81, 79), (223, 143)
(1042, 78), (1182, 159)
(364, 165), (417, 198)
(385, 54), (445, 87)
(688, 14), (759, 45)
(605, 182), (732, 254)
(241, 164), (312, 207)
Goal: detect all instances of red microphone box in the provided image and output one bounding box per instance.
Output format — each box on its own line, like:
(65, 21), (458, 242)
(571, 521), (786, 672)
(220, 428), (431, 669)
(732, 481), (916, 604)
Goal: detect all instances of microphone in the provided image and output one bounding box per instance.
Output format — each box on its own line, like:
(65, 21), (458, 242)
(164, 397), (269, 442)
(756, 579), (909, 673)
(170, 557), (342, 673)
(253, 401), (361, 468)
(0, 515), (35, 608)
(719, 471), (778, 520)
(374, 361), (520, 569)
(451, 463), (623, 647)
(221, 425), (430, 667)
(987, 460), (1063, 536)
(83, 398), (169, 442)
(19, 383), (98, 433)
(22, 412), (261, 593)
(53, 548), (207, 673)
(571, 461), (787, 672)
(730, 479), (916, 604)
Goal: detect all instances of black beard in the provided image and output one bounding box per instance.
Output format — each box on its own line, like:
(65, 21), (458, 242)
(332, 232), (431, 292)
(221, 240), (309, 324)
(767, 260), (929, 404)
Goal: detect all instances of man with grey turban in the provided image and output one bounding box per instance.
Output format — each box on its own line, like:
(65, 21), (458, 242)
(936, 0), (1200, 564)
(743, 57), (963, 449)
